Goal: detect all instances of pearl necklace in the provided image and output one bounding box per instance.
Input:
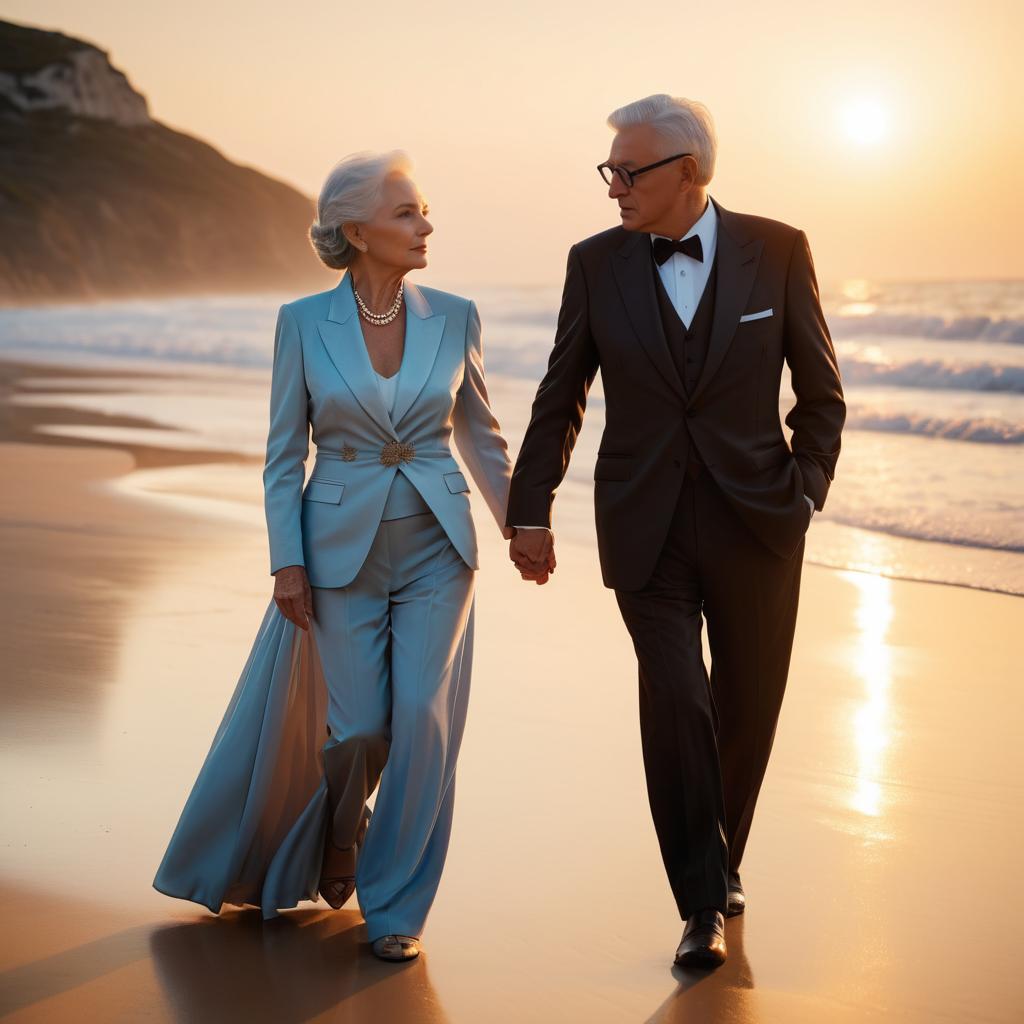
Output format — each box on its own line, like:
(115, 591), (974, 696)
(353, 279), (405, 326)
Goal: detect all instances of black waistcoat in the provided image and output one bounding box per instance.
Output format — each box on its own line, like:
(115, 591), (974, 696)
(651, 247), (719, 395)
(651, 249), (719, 477)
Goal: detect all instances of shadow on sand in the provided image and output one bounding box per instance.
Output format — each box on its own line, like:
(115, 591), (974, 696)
(0, 886), (449, 1023)
(646, 915), (755, 1024)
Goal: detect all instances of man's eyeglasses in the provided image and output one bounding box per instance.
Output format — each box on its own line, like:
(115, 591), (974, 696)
(596, 153), (692, 189)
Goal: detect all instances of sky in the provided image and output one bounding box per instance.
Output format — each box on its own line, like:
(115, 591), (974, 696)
(5, 0), (1023, 289)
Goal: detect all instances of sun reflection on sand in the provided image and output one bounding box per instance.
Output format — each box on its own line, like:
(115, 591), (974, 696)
(841, 569), (894, 821)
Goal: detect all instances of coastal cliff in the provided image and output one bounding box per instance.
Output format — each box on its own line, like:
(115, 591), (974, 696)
(0, 20), (334, 303)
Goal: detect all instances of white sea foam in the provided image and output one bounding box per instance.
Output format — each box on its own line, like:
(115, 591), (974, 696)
(843, 410), (1023, 444)
(838, 356), (1024, 394)
(831, 312), (1024, 344)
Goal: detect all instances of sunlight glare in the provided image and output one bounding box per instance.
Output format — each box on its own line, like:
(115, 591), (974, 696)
(840, 96), (890, 146)
(841, 570), (894, 819)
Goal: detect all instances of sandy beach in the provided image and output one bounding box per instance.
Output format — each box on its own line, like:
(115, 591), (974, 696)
(1, 356), (1022, 1023)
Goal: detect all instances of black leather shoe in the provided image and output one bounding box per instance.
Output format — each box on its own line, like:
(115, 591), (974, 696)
(727, 872), (745, 917)
(674, 908), (727, 968)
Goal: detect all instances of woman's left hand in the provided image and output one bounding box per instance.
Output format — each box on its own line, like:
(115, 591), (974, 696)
(273, 564), (314, 631)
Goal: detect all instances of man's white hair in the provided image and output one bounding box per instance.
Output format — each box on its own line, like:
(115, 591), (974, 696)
(607, 94), (717, 186)
(309, 150), (412, 269)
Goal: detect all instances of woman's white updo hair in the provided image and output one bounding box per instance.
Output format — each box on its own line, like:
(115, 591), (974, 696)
(606, 94), (717, 186)
(309, 150), (413, 269)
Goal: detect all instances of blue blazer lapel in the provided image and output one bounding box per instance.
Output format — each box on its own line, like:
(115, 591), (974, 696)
(390, 281), (446, 427)
(316, 275), (397, 439)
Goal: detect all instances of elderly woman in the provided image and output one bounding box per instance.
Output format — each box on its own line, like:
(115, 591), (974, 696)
(153, 151), (514, 961)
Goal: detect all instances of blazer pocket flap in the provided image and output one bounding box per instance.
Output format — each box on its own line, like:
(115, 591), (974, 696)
(444, 470), (470, 494)
(303, 480), (345, 503)
(594, 454), (634, 481)
(739, 308), (774, 323)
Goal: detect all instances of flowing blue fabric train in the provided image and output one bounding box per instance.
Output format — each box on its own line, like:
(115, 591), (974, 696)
(152, 598), (331, 920)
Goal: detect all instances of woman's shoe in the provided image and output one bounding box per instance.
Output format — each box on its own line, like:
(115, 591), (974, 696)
(319, 875), (356, 910)
(371, 934), (421, 961)
(319, 805), (372, 910)
(318, 838), (357, 909)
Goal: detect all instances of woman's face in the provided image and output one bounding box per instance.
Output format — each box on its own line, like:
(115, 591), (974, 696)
(348, 172), (433, 273)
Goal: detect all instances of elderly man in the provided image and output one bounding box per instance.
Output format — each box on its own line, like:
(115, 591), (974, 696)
(507, 94), (845, 968)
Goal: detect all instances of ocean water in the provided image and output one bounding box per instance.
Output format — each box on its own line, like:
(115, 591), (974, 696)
(1, 278), (1022, 596)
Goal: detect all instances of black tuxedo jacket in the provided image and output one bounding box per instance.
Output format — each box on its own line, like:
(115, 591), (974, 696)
(505, 196), (846, 591)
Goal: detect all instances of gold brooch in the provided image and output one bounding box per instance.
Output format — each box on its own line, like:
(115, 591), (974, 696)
(341, 445), (358, 462)
(380, 441), (416, 467)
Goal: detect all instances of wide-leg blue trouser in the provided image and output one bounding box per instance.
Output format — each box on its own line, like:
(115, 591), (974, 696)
(310, 508), (475, 941)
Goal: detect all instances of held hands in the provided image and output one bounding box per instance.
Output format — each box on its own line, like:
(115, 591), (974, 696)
(273, 564), (313, 630)
(509, 528), (556, 585)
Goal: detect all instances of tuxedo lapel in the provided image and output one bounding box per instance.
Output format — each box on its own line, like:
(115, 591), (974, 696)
(688, 199), (763, 407)
(611, 231), (686, 400)
(316, 274), (397, 439)
(390, 281), (447, 427)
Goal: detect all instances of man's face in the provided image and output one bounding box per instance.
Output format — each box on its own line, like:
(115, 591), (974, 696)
(605, 123), (688, 233)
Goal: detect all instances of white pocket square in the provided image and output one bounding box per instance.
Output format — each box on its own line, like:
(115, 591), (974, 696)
(739, 308), (773, 322)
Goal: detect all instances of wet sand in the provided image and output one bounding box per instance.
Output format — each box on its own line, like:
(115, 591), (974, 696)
(1, 357), (1022, 1022)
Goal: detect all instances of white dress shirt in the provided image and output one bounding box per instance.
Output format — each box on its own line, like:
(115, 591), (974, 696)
(516, 199), (813, 528)
(650, 197), (718, 330)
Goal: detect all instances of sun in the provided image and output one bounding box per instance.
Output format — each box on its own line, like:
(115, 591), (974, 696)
(839, 96), (890, 146)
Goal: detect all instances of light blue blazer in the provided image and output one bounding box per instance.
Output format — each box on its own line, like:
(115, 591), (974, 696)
(263, 273), (512, 589)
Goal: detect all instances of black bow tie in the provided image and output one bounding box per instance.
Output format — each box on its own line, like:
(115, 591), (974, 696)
(652, 235), (703, 266)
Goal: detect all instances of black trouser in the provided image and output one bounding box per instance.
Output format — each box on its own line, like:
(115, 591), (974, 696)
(614, 467), (805, 920)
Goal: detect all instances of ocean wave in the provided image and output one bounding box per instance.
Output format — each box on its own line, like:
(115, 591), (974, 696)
(0, 331), (271, 368)
(486, 303), (1024, 346)
(824, 514), (1024, 555)
(845, 410), (1024, 443)
(831, 312), (1024, 344)
(839, 357), (1024, 393)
